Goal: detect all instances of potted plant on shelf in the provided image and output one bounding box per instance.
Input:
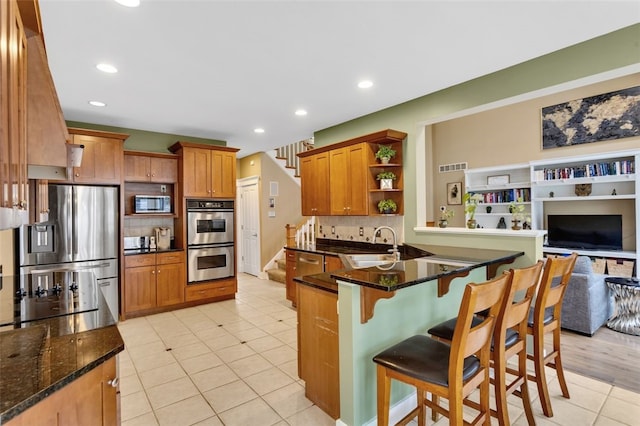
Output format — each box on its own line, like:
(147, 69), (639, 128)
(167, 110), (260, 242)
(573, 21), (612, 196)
(439, 205), (454, 228)
(508, 198), (530, 230)
(376, 171), (397, 189)
(378, 199), (397, 214)
(463, 192), (482, 229)
(375, 145), (396, 164)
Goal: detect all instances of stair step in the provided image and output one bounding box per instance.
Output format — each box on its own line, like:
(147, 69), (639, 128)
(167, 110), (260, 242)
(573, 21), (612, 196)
(275, 258), (287, 270)
(267, 268), (286, 284)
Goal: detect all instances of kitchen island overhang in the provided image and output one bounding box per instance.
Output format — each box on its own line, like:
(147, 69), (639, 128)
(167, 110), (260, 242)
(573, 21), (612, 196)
(295, 245), (524, 426)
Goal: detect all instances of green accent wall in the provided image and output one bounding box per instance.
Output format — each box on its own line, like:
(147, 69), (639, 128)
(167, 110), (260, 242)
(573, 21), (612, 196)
(312, 24), (640, 249)
(66, 121), (226, 153)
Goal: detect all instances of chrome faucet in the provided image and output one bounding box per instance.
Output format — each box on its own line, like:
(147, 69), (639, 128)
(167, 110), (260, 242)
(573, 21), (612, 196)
(373, 226), (400, 260)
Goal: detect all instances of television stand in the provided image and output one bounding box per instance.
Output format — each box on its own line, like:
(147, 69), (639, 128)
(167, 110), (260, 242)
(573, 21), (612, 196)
(543, 246), (637, 260)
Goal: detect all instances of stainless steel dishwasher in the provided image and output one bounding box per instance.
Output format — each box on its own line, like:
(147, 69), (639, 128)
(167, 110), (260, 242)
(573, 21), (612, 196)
(295, 252), (325, 277)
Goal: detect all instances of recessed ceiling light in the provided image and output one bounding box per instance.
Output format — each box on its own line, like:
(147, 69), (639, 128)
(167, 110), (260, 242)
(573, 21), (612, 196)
(89, 100), (106, 107)
(254, 128), (265, 134)
(114, 0), (140, 7)
(295, 109), (307, 116)
(96, 63), (118, 73)
(358, 80), (374, 89)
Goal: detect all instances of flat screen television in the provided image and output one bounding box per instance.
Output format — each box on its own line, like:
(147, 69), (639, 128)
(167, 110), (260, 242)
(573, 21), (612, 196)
(547, 214), (623, 251)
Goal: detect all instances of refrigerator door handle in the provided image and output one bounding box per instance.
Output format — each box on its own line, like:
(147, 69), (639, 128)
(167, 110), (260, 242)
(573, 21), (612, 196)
(72, 187), (78, 258)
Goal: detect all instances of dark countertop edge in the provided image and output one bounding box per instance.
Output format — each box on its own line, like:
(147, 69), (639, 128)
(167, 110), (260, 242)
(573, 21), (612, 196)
(0, 326), (124, 423)
(331, 252), (525, 291)
(293, 274), (338, 294)
(123, 247), (183, 256)
(294, 250), (524, 293)
(285, 238), (402, 257)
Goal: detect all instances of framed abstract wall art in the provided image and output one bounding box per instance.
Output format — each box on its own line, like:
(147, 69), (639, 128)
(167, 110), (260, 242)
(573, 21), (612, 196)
(541, 86), (640, 150)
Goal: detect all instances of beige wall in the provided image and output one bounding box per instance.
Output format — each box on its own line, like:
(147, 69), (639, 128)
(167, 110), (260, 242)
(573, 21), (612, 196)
(432, 73), (640, 237)
(238, 153), (302, 270)
(0, 229), (14, 275)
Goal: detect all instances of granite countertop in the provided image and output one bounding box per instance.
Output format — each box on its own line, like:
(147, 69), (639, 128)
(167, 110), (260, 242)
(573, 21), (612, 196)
(294, 242), (524, 293)
(123, 247), (183, 256)
(0, 278), (124, 423)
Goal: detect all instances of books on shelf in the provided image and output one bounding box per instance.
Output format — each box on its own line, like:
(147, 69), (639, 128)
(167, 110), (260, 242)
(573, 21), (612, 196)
(474, 188), (530, 203)
(534, 160), (635, 181)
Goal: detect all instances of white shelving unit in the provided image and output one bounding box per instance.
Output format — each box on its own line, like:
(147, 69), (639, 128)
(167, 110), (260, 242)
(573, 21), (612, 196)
(529, 150), (638, 272)
(464, 163), (531, 230)
(465, 150), (639, 275)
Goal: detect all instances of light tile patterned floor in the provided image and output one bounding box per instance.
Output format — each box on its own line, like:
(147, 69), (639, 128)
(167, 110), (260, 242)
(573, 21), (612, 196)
(118, 273), (640, 426)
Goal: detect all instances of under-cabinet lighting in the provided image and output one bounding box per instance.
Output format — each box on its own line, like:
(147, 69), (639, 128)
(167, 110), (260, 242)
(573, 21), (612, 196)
(67, 144), (85, 168)
(358, 80), (373, 89)
(254, 128), (265, 134)
(89, 100), (106, 107)
(295, 109), (307, 116)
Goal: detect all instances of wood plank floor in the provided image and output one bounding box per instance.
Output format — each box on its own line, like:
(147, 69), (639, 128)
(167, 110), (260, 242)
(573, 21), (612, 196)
(557, 326), (640, 393)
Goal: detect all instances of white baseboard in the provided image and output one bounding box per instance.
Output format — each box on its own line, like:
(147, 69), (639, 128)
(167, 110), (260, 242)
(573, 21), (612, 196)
(335, 393), (415, 426)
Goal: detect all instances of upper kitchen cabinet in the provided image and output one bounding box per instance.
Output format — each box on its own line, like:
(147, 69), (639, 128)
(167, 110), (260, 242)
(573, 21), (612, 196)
(169, 142), (239, 199)
(329, 143), (368, 215)
(67, 128), (128, 185)
(298, 129), (406, 216)
(124, 151), (178, 183)
(299, 151), (331, 216)
(0, 0), (28, 228)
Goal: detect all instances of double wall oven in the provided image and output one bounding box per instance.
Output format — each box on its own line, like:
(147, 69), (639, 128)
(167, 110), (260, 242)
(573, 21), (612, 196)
(186, 199), (235, 283)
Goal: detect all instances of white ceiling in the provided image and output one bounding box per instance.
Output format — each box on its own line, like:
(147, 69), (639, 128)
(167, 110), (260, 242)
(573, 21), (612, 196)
(39, 1), (639, 158)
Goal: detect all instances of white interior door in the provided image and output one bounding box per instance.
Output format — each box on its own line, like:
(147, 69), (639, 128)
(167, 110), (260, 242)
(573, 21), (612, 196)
(237, 177), (260, 276)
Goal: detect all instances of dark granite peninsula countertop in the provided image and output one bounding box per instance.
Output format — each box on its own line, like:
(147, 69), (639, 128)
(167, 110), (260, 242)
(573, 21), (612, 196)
(294, 243), (524, 294)
(0, 273), (124, 423)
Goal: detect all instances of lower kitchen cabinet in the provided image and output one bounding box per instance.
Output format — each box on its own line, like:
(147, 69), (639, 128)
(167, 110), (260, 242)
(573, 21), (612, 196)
(285, 250), (344, 307)
(185, 277), (237, 302)
(5, 357), (118, 426)
(124, 251), (185, 316)
(285, 249), (297, 305)
(297, 284), (340, 419)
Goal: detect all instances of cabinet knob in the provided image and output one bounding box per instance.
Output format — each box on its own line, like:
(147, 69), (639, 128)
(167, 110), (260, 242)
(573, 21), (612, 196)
(107, 378), (119, 388)
(151, 270), (155, 274)
(147, 173), (150, 177)
(157, 270), (160, 274)
(75, 173), (80, 177)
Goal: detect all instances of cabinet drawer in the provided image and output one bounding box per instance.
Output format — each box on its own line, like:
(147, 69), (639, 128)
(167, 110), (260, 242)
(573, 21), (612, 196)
(124, 254), (156, 268)
(185, 281), (236, 301)
(157, 251), (185, 265)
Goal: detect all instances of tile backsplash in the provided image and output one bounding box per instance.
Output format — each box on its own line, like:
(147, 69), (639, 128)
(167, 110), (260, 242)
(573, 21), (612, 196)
(317, 216), (404, 245)
(124, 217), (174, 239)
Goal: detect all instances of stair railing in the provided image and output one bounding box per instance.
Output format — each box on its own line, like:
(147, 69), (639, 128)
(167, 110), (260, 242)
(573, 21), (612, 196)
(285, 216), (315, 247)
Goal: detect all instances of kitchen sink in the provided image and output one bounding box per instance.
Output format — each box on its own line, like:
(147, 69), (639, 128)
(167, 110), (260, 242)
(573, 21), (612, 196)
(339, 253), (399, 269)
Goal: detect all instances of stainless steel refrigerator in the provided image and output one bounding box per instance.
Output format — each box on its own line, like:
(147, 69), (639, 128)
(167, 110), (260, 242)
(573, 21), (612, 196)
(17, 184), (119, 320)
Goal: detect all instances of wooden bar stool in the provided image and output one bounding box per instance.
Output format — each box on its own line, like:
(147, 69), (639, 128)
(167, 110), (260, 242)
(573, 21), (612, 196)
(527, 252), (578, 418)
(373, 273), (510, 426)
(428, 261), (544, 425)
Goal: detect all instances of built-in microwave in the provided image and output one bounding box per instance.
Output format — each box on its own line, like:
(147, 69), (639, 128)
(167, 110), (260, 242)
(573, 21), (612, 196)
(134, 195), (171, 214)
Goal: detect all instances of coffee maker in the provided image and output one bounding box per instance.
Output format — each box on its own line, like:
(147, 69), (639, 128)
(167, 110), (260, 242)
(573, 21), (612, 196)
(154, 227), (171, 250)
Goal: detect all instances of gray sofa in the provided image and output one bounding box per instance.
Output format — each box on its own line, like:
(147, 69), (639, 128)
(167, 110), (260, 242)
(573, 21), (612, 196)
(561, 256), (613, 336)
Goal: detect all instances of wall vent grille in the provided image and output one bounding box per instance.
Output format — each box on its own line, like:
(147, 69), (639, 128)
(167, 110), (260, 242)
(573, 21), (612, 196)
(438, 162), (468, 173)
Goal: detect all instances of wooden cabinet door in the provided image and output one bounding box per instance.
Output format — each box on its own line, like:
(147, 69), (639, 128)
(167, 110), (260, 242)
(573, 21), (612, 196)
(324, 255), (344, 272)
(0, 0), (28, 215)
(156, 262), (185, 307)
(71, 134), (123, 185)
(124, 265), (157, 313)
(211, 150), (236, 198)
(297, 284), (339, 419)
(182, 147), (211, 197)
(150, 156), (178, 183)
(5, 359), (116, 426)
(329, 148), (349, 215)
(124, 154), (151, 181)
(330, 144), (367, 215)
(285, 249), (297, 305)
(101, 357), (119, 426)
(301, 152), (330, 216)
